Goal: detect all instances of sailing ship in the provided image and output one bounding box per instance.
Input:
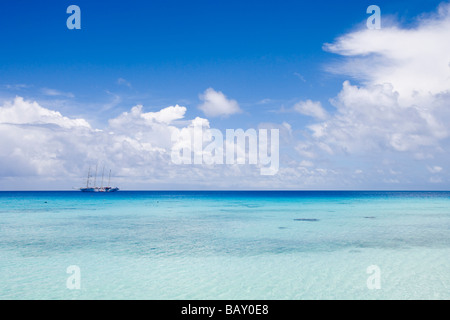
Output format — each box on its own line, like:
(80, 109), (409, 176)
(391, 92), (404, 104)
(80, 165), (119, 192)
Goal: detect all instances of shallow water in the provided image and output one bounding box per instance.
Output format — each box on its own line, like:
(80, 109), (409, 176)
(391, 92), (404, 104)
(0, 191), (449, 299)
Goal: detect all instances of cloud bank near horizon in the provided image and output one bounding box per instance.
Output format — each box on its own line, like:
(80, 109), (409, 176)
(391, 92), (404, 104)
(296, 2), (450, 187)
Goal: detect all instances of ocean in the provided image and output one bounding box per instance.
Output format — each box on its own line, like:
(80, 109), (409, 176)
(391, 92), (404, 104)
(0, 191), (449, 299)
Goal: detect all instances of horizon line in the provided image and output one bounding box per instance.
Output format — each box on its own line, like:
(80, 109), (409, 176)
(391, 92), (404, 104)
(1, 189), (449, 192)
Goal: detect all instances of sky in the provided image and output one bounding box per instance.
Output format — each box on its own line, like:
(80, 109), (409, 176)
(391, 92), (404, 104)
(0, 0), (450, 190)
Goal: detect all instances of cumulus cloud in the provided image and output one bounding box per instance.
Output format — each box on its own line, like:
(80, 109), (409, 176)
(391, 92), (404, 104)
(306, 80), (448, 154)
(0, 97), (93, 183)
(0, 97), (191, 187)
(110, 104), (186, 126)
(323, 2), (450, 105)
(107, 104), (188, 156)
(5, 93), (439, 190)
(293, 100), (328, 120)
(198, 88), (241, 117)
(0, 97), (291, 190)
(0, 96), (90, 129)
(292, 2), (450, 188)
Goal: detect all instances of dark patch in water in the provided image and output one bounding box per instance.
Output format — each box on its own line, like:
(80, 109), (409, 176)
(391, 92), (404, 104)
(364, 216), (376, 219)
(278, 227), (287, 229)
(293, 218), (319, 222)
(244, 204), (261, 208)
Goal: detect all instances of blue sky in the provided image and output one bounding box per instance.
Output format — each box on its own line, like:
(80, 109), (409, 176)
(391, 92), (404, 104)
(1, 0), (449, 189)
(1, 0), (440, 121)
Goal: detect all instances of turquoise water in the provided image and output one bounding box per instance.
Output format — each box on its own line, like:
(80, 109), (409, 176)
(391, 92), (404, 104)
(0, 191), (449, 299)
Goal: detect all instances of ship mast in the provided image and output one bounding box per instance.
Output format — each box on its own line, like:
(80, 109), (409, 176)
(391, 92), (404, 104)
(108, 169), (111, 188)
(101, 165), (105, 188)
(86, 166), (91, 188)
(93, 164), (98, 188)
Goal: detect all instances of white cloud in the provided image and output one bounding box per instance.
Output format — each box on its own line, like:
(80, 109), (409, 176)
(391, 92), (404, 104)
(293, 72), (306, 82)
(108, 104), (190, 154)
(306, 80), (446, 154)
(0, 97), (186, 185)
(1, 97), (287, 190)
(295, 142), (317, 159)
(117, 78), (132, 88)
(0, 96), (338, 190)
(293, 99), (328, 120)
(100, 90), (123, 112)
(289, 3), (450, 189)
(41, 88), (75, 98)
(0, 96), (90, 129)
(256, 98), (272, 105)
(198, 88), (241, 117)
(323, 2), (450, 106)
(306, 3), (450, 155)
(427, 165), (443, 174)
(0, 97), (93, 181)
(110, 104), (186, 126)
(5, 84), (30, 90)
(299, 160), (314, 167)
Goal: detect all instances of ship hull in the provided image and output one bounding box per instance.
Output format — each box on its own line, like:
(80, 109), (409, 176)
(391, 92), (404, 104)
(80, 187), (119, 192)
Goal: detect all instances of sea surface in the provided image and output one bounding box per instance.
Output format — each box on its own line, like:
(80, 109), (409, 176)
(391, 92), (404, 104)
(0, 191), (449, 299)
